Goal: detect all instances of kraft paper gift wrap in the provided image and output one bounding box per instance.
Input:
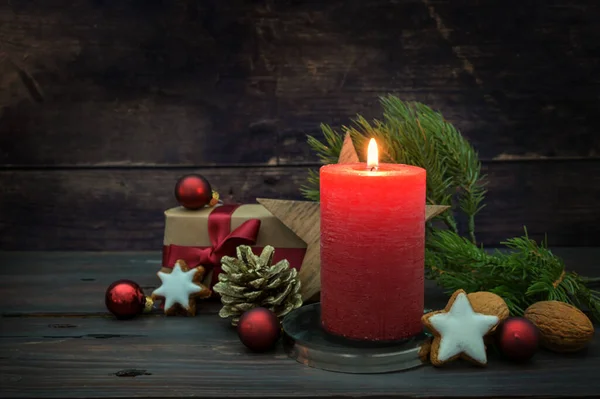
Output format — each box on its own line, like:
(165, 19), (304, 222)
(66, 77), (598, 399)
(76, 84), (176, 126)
(161, 204), (307, 288)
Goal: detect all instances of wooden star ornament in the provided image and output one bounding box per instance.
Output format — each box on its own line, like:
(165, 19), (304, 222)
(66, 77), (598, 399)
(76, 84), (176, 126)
(338, 131), (360, 164)
(151, 259), (212, 316)
(422, 289), (500, 367)
(256, 198), (320, 301)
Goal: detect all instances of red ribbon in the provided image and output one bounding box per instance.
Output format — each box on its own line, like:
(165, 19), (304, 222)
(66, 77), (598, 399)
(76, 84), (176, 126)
(162, 204), (261, 287)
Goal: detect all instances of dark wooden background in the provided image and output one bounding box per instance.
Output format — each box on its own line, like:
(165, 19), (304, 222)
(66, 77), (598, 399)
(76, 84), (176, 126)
(0, 0), (599, 251)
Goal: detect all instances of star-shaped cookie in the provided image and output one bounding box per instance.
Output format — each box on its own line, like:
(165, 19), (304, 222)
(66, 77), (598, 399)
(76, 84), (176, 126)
(151, 260), (212, 316)
(422, 289), (499, 366)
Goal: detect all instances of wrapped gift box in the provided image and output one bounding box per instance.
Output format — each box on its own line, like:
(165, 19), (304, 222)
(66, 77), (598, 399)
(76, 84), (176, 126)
(161, 204), (307, 288)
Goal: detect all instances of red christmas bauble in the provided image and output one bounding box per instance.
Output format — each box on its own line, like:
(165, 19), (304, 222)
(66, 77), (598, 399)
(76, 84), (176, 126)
(237, 307), (281, 352)
(105, 280), (146, 319)
(496, 317), (539, 362)
(174, 174), (212, 209)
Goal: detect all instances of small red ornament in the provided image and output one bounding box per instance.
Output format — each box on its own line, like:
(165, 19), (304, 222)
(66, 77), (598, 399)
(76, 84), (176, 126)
(237, 307), (281, 352)
(174, 174), (213, 209)
(105, 279), (151, 320)
(496, 317), (539, 362)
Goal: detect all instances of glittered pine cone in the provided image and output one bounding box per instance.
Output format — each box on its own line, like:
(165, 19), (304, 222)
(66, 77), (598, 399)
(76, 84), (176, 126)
(213, 245), (303, 326)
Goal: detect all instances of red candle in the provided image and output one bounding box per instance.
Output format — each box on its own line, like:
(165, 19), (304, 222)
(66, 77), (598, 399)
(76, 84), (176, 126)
(320, 139), (426, 341)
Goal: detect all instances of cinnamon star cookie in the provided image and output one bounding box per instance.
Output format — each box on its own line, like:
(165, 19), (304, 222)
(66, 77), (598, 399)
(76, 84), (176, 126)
(422, 289), (499, 366)
(152, 260), (212, 316)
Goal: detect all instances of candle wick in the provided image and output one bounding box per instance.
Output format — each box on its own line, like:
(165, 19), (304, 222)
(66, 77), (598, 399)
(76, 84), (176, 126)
(370, 166), (378, 171)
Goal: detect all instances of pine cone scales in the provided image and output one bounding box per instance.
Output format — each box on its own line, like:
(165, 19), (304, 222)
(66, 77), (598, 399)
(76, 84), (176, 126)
(214, 245), (303, 325)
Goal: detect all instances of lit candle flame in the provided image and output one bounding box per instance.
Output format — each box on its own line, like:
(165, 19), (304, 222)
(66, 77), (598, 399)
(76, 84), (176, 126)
(367, 138), (379, 171)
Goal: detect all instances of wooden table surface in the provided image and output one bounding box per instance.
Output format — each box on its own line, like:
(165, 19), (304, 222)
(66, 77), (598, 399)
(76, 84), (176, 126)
(0, 250), (599, 398)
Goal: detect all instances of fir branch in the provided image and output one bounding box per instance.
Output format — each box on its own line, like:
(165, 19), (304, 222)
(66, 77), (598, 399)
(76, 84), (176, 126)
(426, 229), (600, 322)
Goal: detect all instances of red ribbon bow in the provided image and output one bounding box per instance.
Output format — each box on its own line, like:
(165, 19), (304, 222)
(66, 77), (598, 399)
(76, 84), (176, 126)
(162, 204), (261, 287)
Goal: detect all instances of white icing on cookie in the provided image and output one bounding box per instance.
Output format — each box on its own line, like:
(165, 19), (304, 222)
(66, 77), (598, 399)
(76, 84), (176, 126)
(428, 292), (499, 364)
(152, 262), (202, 311)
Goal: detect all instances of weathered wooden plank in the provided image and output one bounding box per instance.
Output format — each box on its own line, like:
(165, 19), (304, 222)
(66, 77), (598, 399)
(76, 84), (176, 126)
(1, 249), (598, 315)
(0, 167), (308, 250)
(0, 314), (226, 339)
(477, 159), (600, 246)
(0, 160), (599, 250)
(1, 0), (599, 166)
(0, 251), (598, 397)
(0, 1), (279, 166)
(0, 252), (162, 314)
(419, 0), (600, 161)
(0, 316), (598, 398)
